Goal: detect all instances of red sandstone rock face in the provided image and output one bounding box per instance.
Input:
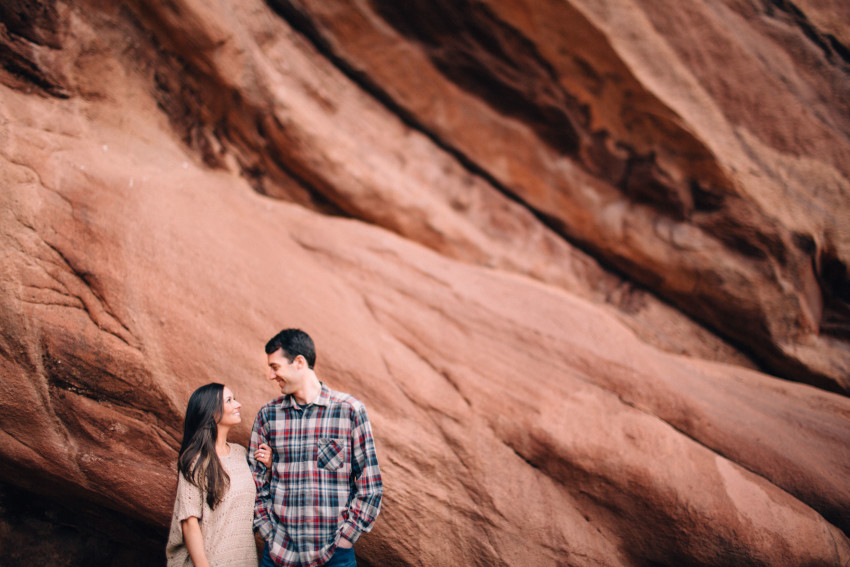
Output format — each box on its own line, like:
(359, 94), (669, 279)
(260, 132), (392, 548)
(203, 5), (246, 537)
(1, 0), (849, 565)
(254, 0), (850, 392)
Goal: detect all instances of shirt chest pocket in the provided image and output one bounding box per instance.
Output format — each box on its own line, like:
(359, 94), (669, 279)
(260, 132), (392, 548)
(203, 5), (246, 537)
(316, 438), (346, 471)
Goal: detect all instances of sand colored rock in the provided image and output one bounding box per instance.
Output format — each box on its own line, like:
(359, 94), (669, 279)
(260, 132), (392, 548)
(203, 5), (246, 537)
(1, 0), (849, 565)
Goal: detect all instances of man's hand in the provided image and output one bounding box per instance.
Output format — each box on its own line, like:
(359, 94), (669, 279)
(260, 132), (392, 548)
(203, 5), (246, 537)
(337, 538), (353, 549)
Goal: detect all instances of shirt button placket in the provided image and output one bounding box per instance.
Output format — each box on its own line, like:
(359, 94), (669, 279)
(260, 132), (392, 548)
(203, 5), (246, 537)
(301, 405), (309, 463)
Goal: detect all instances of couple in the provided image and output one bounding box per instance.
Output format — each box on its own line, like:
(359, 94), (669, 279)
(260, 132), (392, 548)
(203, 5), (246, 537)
(165, 329), (383, 567)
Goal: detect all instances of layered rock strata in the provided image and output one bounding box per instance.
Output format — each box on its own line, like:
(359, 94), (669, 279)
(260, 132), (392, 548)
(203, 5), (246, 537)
(1, 0), (849, 565)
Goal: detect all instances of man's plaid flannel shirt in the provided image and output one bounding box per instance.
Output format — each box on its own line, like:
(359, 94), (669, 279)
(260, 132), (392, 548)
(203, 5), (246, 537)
(249, 383), (383, 567)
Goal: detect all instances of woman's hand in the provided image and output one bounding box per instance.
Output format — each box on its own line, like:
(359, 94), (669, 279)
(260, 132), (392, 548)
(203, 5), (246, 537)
(255, 443), (272, 467)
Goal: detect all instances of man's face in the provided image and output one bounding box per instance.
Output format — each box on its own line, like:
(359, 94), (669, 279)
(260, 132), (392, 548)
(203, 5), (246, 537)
(267, 348), (301, 395)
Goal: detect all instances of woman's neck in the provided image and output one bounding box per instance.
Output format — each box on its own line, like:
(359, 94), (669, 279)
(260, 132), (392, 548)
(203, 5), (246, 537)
(215, 425), (230, 456)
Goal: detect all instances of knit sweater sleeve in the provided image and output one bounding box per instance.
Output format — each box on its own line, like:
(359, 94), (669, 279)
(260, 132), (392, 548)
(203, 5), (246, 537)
(173, 473), (204, 523)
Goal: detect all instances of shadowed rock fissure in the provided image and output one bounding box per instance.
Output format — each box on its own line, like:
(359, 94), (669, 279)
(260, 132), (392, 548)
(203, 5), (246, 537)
(369, 0), (583, 156)
(366, 0), (742, 222)
(0, 47), (69, 98)
(0, 0), (64, 48)
(766, 0), (850, 66)
(818, 248), (850, 340)
(264, 0), (676, 238)
(40, 346), (182, 442)
(262, 0), (562, 213)
(0, 0), (71, 96)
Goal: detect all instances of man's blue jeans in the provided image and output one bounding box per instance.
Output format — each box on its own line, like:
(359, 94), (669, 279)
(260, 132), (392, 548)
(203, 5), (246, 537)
(260, 544), (357, 567)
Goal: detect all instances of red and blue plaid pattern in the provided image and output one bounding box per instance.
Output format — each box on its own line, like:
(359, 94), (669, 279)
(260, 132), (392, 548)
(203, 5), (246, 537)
(249, 384), (383, 567)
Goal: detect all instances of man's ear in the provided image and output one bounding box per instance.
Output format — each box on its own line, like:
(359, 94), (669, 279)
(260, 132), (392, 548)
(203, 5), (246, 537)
(293, 354), (306, 369)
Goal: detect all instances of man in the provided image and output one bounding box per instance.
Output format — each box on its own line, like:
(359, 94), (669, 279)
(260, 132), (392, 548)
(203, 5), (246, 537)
(249, 329), (383, 567)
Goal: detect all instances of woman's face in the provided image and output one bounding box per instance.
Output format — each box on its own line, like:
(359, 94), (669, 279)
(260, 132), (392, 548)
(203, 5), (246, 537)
(218, 386), (243, 426)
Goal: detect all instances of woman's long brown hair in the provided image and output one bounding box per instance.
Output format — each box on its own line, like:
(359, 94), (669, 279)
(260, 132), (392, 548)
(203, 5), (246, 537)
(177, 383), (230, 509)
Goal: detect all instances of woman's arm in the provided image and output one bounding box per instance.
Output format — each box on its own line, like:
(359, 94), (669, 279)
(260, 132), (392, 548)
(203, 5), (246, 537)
(181, 516), (211, 567)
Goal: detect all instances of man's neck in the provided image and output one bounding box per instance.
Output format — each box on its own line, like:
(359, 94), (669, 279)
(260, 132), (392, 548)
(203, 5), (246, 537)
(292, 373), (322, 406)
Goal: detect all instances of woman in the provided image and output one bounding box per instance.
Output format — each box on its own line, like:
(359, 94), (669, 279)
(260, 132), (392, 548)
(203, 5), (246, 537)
(166, 383), (272, 567)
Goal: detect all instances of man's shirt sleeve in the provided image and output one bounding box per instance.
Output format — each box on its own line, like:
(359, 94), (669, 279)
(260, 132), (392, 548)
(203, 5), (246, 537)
(339, 403), (383, 543)
(249, 407), (274, 541)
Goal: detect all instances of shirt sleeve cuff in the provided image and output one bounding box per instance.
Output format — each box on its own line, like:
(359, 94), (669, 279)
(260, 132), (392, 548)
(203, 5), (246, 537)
(339, 522), (361, 544)
(255, 517), (274, 541)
